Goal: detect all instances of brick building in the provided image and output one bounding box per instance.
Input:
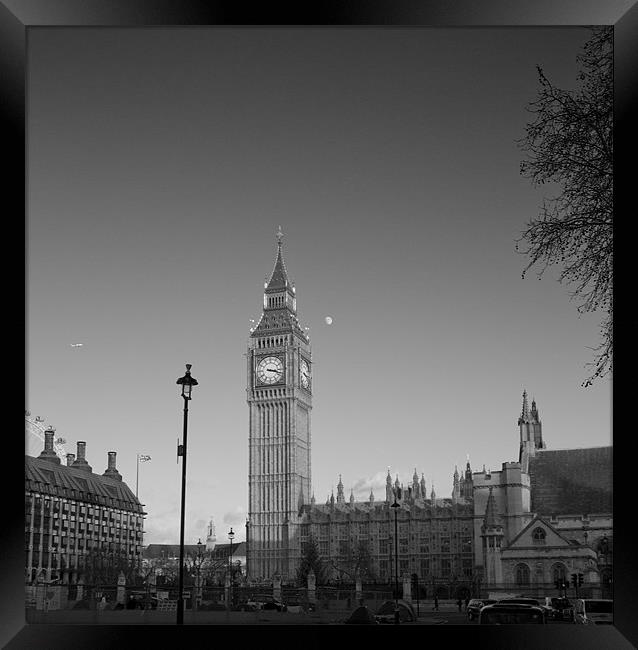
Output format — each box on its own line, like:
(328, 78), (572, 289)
(25, 426), (145, 585)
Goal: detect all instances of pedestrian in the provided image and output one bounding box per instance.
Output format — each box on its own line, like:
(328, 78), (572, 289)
(465, 596), (470, 611)
(457, 598), (462, 612)
(433, 594), (439, 611)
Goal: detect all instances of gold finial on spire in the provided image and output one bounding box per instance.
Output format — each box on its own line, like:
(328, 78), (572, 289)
(276, 225), (284, 247)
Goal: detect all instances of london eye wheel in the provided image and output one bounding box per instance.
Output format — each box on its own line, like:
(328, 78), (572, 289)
(25, 411), (68, 462)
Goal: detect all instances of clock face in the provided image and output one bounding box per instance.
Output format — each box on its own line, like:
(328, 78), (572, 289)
(300, 359), (311, 389)
(256, 356), (284, 385)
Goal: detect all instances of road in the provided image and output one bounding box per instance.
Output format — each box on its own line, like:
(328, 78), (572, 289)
(26, 605), (574, 626)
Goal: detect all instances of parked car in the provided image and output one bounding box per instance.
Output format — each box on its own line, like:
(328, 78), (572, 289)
(233, 599), (259, 611)
(243, 597), (264, 610)
(467, 599), (496, 621)
(260, 597), (287, 611)
(497, 597), (540, 606)
(542, 596), (572, 620)
(572, 598), (613, 625)
(479, 603), (546, 624)
(284, 598), (315, 613)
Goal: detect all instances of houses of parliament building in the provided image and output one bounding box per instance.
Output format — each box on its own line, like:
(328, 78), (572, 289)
(245, 230), (613, 598)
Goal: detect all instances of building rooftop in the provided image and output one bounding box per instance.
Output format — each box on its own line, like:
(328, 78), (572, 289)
(25, 455), (144, 514)
(143, 542), (246, 559)
(529, 446), (612, 516)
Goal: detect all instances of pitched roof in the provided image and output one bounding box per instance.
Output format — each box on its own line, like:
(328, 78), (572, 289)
(505, 515), (574, 549)
(265, 244), (290, 292)
(209, 542), (247, 558)
(143, 544), (202, 559)
(529, 447), (612, 515)
(252, 307), (306, 337)
(25, 455), (143, 514)
(143, 542), (246, 560)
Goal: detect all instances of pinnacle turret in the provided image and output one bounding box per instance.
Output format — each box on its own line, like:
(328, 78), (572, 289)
(266, 226), (291, 291)
(251, 227), (307, 339)
(483, 487), (502, 528)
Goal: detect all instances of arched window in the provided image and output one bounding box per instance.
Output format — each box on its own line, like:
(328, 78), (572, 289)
(515, 563), (530, 585)
(552, 562), (567, 583)
(532, 527), (546, 544)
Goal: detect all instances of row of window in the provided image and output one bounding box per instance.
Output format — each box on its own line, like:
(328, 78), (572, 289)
(302, 524), (472, 538)
(255, 335), (293, 348)
(27, 497), (141, 522)
(515, 562), (567, 585)
(28, 520), (141, 534)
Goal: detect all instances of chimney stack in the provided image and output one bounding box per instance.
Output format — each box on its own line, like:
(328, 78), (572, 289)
(103, 451), (122, 481)
(66, 453), (75, 466)
(71, 441), (92, 472)
(38, 427), (61, 465)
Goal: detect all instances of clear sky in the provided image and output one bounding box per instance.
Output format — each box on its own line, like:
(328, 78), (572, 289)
(26, 27), (611, 546)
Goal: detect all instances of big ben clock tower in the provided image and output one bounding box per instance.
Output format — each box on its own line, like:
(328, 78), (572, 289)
(246, 227), (312, 582)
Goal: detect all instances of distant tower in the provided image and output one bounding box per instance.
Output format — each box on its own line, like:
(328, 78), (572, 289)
(518, 390), (544, 468)
(206, 517), (217, 551)
(412, 469), (420, 499)
(462, 457), (473, 499)
(337, 475), (345, 504)
(452, 465), (460, 501)
(246, 227), (312, 581)
(385, 469), (393, 503)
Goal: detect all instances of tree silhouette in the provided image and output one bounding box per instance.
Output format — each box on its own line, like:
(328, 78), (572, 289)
(330, 539), (376, 583)
(517, 27), (612, 387)
(296, 535), (327, 586)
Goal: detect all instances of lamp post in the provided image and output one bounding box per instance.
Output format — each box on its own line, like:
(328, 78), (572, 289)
(176, 364), (198, 625)
(390, 497), (400, 625)
(228, 528), (235, 609)
(194, 538), (204, 611)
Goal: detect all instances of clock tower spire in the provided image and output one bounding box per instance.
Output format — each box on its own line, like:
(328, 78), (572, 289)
(246, 228), (312, 582)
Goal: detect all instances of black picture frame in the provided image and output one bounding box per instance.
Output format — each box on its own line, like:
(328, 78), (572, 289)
(5, 1), (635, 647)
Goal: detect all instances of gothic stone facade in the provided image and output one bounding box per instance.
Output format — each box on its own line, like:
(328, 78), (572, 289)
(246, 234), (612, 596)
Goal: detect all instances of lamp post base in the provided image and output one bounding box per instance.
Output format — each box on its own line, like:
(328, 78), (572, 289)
(176, 598), (184, 624)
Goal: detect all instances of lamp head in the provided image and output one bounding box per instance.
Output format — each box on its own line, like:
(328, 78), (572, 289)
(176, 364), (199, 400)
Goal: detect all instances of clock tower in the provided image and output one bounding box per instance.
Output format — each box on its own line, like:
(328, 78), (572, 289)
(246, 228), (312, 582)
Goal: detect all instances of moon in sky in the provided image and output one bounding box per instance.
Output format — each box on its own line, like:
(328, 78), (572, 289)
(324, 316), (333, 325)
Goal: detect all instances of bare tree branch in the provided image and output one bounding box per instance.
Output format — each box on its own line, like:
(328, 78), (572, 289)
(517, 27), (613, 386)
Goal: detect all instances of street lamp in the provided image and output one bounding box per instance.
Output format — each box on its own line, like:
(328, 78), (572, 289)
(228, 528), (235, 609)
(390, 497), (400, 625)
(176, 364), (198, 625)
(194, 538), (204, 611)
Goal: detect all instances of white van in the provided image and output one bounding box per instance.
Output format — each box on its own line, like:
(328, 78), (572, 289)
(573, 598), (613, 625)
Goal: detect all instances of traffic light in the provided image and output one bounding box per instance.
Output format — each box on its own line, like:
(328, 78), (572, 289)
(571, 573), (577, 587)
(578, 573), (584, 586)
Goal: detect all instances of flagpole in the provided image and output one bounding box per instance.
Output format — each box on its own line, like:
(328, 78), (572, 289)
(136, 455), (151, 500)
